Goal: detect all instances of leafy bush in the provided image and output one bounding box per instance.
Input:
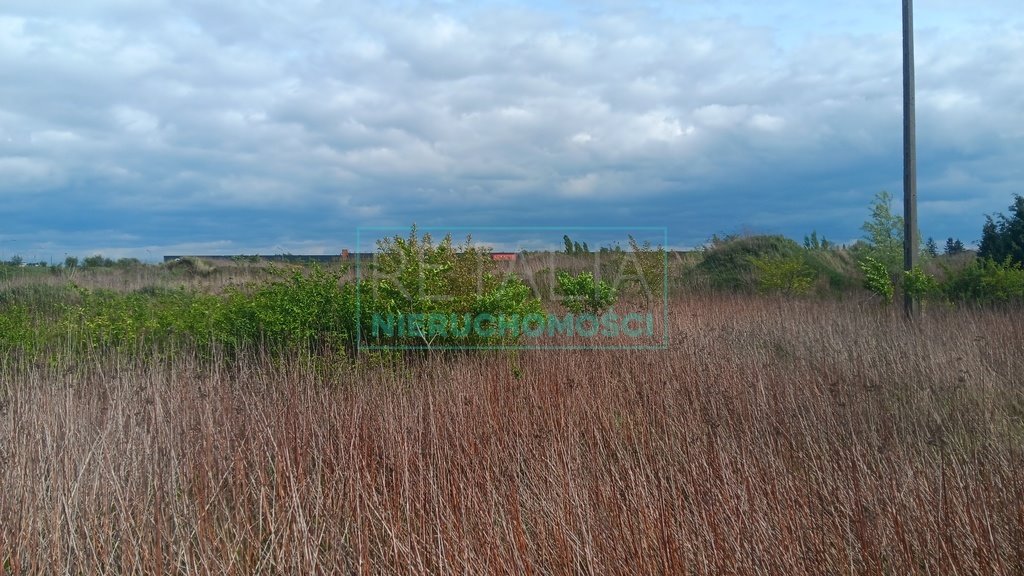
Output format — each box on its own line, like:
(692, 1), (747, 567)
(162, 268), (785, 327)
(1, 228), (551, 357)
(221, 265), (354, 352)
(623, 235), (666, 302)
(116, 257), (144, 269)
(83, 254), (115, 268)
(902, 266), (940, 301)
(750, 255), (816, 295)
(0, 305), (36, 354)
(859, 256), (894, 304)
(942, 258), (1024, 303)
(359, 227), (544, 348)
(555, 271), (617, 314)
(59, 285), (224, 350)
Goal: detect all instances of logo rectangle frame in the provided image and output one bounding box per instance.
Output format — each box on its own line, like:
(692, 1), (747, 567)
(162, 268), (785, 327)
(355, 226), (669, 351)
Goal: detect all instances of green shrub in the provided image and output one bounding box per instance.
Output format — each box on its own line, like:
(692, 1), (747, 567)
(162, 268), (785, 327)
(359, 227), (544, 348)
(0, 305), (36, 353)
(221, 265), (353, 352)
(859, 256), (894, 304)
(942, 258), (1024, 303)
(83, 254), (115, 268)
(750, 255), (816, 295)
(2, 227), (553, 357)
(116, 257), (144, 269)
(555, 271), (617, 314)
(623, 235), (666, 303)
(60, 286), (223, 351)
(902, 266), (940, 301)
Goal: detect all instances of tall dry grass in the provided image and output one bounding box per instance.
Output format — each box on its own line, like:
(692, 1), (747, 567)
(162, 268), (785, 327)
(1, 296), (1022, 574)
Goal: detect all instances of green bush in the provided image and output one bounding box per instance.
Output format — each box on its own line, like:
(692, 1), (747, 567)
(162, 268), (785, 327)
(750, 255), (816, 295)
(0, 305), (36, 354)
(859, 256), (894, 304)
(220, 265), (353, 352)
(623, 235), (666, 302)
(59, 286), (224, 351)
(942, 258), (1024, 303)
(83, 254), (115, 268)
(555, 271), (617, 314)
(903, 266), (940, 301)
(358, 227), (544, 348)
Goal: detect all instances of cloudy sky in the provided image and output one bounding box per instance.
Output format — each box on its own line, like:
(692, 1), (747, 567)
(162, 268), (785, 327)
(1, 0), (1022, 261)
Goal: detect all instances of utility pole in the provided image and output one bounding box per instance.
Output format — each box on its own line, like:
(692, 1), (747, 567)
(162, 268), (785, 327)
(902, 0), (919, 318)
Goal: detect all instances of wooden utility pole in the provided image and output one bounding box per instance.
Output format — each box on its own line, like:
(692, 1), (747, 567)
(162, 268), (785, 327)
(902, 0), (919, 317)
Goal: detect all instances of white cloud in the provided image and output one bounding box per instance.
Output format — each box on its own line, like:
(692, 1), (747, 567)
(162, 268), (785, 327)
(1, 0), (1023, 257)
(29, 130), (81, 145)
(694, 105), (749, 129)
(113, 106), (160, 135)
(562, 173), (600, 197)
(0, 157), (65, 193)
(570, 132), (594, 144)
(749, 114), (785, 132)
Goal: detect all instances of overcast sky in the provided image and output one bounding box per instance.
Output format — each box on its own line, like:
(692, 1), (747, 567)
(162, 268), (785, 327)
(1, 0), (1022, 261)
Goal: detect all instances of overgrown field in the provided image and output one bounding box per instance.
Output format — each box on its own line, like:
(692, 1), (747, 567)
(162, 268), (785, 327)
(2, 292), (1022, 574)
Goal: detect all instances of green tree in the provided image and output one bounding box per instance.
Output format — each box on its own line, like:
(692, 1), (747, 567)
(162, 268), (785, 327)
(924, 237), (938, 257)
(563, 235), (574, 255)
(945, 237), (965, 255)
(978, 194), (1024, 264)
(803, 230), (831, 251)
(859, 191), (905, 277)
(83, 254), (114, 268)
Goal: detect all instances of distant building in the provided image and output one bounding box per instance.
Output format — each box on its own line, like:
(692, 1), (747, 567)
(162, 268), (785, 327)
(339, 249), (375, 261)
(163, 254), (350, 264)
(164, 249), (518, 264)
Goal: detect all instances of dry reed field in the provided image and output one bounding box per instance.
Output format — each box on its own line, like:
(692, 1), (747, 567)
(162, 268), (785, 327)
(1, 296), (1023, 574)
